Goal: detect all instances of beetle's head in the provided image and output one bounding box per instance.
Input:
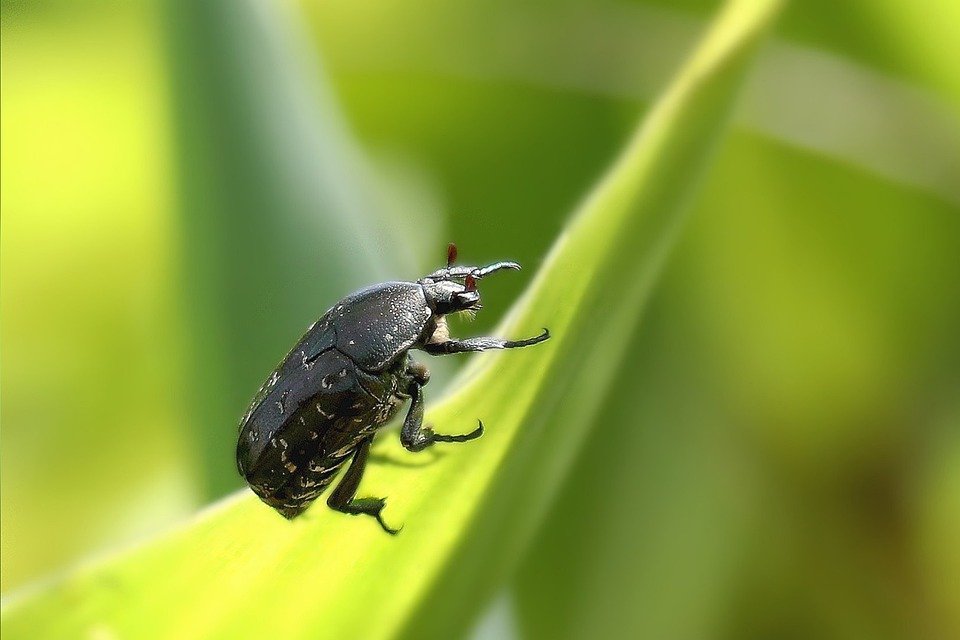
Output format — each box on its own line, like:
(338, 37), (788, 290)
(421, 276), (480, 315)
(419, 243), (521, 316)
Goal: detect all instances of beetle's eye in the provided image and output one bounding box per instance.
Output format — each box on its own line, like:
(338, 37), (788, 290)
(464, 274), (476, 292)
(447, 243), (458, 267)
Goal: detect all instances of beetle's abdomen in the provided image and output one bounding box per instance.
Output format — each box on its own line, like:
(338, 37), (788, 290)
(238, 350), (410, 518)
(238, 349), (362, 477)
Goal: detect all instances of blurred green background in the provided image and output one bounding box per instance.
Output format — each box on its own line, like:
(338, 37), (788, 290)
(2, 0), (958, 638)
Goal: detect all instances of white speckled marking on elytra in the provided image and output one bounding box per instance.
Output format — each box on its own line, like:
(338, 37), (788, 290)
(284, 462), (297, 473)
(331, 443), (356, 457)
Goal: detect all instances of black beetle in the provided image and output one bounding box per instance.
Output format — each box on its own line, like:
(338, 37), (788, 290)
(236, 244), (549, 533)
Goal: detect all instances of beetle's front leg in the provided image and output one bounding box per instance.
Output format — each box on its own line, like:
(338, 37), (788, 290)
(327, 438), (399, 534)
(400, 381), (483, 452)
(422, 328), (549, 355)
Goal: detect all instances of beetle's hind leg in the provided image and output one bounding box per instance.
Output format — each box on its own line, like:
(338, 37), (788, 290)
(422, 328), (550, 355)
(327, 438), (399, 535)
(400, 381), (483, 452)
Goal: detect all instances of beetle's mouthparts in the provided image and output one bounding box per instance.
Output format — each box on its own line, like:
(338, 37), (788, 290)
(457, 305), (481, 321)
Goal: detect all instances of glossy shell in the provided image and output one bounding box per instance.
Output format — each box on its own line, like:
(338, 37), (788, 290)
(238, 350), (408, 518)
(332, 281), (431, 371)
(236, 280), (431, 517)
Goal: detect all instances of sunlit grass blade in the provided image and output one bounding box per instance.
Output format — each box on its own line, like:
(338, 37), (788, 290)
(0, 0), (782, 637)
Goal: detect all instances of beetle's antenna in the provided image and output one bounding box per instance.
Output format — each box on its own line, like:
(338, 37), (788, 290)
(447, 243), (458, 268)
(420, 254), (519, 283)
(473, 261), (521, 278)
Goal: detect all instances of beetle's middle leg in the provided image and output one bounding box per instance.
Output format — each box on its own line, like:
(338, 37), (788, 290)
(327, 437), (399, 535)
(407, 359), (430, 386)
(400, 381), (483, 452)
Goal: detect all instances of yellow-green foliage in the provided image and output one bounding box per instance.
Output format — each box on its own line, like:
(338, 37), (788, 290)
(0, 1), (783, 637)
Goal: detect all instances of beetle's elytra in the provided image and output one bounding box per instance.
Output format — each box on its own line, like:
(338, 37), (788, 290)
(236, 244), (550, 533)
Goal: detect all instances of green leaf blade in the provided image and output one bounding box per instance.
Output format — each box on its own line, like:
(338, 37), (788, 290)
(0, 1), (782, 637)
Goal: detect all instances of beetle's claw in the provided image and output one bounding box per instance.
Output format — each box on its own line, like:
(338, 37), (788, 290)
(378, 519), (401, 535)
(470, 419), (484, 439)
(373, 501), (401, 535)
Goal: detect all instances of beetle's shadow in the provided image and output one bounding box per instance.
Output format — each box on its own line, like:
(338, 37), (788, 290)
(368, 448), (446, 468)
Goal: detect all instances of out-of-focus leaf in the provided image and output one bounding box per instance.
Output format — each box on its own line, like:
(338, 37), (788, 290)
(918, 407), (960, 636)
(516, 124), (960, 639)
(0, 0), (782, 636)
(163, 0), (419, 497)
(592, 0), (960, 113)
(780, 0), (960, 114)
(305, 0), (960, 208)
(0, 5), (196, 592)
(515, 305), (755, 639)
(682, 132), (960, 639)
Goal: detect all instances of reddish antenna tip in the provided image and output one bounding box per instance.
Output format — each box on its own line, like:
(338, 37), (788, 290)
(464, 274), (476, 292)
(447, 243), (458, 267)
